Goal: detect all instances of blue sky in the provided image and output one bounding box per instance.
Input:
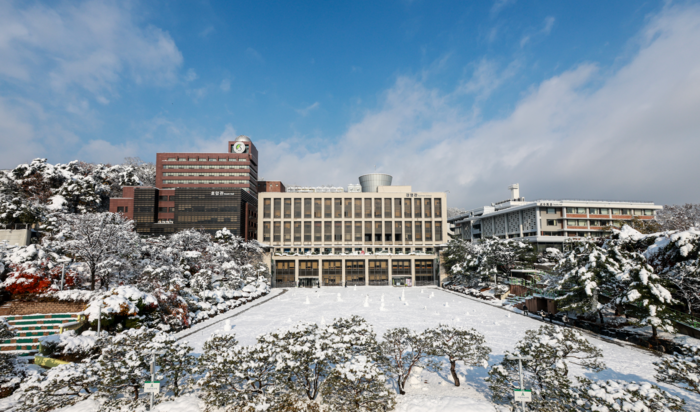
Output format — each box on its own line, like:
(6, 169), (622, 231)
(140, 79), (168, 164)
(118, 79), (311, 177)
(1, 0), (699, 208)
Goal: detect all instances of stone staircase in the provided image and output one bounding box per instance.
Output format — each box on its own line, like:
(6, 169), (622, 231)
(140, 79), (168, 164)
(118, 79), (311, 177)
(1, 313), (83, 356)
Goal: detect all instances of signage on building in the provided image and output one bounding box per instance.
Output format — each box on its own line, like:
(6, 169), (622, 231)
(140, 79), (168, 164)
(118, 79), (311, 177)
(232, 142), (246, 153)
(211, 191), (235, 196)
(405, 193), (432, 198)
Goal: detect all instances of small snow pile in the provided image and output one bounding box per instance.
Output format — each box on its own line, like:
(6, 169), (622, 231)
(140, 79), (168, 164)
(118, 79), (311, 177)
(84, 286), (157, 322)
(363, 295), (369, 307)
(39, 330), (98, 354)
(304, 297), (310, 305)
(337, 293), (342, 302)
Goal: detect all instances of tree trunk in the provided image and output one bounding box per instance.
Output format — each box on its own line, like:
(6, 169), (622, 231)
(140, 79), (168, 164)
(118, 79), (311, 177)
(598, 310), (605, 325)
(450, 359), (460, 387)
(133, 385), (139, 400)
(651, 324), (658, 341)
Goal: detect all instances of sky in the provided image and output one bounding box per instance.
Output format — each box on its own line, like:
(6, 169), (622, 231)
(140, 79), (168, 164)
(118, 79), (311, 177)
(1, 0), (700, 209)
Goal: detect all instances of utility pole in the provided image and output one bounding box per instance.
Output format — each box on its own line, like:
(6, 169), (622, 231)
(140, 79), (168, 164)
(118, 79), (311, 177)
(505, 355), (533, 412)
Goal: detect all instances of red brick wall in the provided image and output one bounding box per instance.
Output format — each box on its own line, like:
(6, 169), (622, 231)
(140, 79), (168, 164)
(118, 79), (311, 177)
(0, 301), (86, 316)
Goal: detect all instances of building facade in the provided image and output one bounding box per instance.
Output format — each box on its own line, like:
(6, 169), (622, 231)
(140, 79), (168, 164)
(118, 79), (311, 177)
(449, 184), (663, 251)
(109, 136), (259, 239)
(257, 179), (448, 287)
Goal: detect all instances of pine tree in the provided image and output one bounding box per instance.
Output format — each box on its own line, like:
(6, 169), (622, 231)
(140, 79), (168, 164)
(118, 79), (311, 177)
(15, 361), (98, 412)
(321, 355), (396, 412)
(424, 324), (490, 387)
(487, 325), (605, 411)
(0, 319), (29, 393)
(573, 378), (686, 411)
(151, 334), (196, 397)
(379, 327), (438, 395)
(654, 344), (700, 395)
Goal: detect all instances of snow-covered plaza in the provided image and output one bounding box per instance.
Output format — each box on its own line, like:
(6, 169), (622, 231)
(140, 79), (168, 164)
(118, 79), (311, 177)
(158, 286), (700, 412)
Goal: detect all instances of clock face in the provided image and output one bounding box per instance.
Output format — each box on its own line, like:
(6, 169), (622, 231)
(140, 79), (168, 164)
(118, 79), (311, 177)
(233, 142), (246, 153)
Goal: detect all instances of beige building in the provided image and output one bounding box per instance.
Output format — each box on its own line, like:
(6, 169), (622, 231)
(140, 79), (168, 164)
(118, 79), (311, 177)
(257, 176), (448, 287)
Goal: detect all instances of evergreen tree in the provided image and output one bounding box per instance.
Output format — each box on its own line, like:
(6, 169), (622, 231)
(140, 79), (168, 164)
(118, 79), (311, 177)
(321, 355), (396, 412)
(424, 324), (490, 387)
(573, 378), (686, 412)
(151, 334), (196, 397)
(0, 319), (29, 393)
(380, 327), (438, 395)
(15, 361), (98, 412)
(654, 344), (700, 395)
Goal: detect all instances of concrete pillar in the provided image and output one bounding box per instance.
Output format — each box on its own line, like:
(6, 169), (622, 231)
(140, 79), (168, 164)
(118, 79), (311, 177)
(294, 258), (299, 287)
(341, 258), (346, 286)
(365, 258), (369, 286)
(388, 256), (393, 286)
(411, 257), (416, 287)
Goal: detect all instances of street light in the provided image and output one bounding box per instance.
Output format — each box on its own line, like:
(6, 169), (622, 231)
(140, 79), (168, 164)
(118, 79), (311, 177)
(505, 354), (533, 412)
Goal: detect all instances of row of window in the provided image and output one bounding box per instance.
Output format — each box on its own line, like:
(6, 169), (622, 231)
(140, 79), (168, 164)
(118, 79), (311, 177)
(263, 197), (443, 219)
(546, 207), (655, 216)
(162, 164), (250, 169)
(276, 259), (433, 277)
(262, 221), (444, 243)
(163, 179), (250, 185)
(166, 157), (248, 162)
(162, 172), (249, 177)
(567, 220), (625, 227)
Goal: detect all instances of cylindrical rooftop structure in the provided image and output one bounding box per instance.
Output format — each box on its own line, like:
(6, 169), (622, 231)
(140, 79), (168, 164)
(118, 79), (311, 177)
(359, 173), (393, 193)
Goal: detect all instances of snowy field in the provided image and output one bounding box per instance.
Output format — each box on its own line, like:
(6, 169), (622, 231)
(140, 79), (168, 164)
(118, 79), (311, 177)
(166, 286), (700, 412)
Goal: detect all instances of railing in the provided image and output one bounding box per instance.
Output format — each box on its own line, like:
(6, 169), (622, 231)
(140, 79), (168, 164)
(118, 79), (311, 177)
(346, 281), (366, 286)
(667, 307), (700, 330)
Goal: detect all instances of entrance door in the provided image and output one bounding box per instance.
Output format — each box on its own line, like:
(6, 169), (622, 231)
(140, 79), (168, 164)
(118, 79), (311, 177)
(299, 277), (319, 288)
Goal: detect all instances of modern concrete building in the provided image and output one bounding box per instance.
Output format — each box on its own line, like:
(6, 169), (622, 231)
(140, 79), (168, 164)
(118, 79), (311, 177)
(448, 184), (663, 251)
(258, 176), (448, 287)
(109, 135), (259, 238)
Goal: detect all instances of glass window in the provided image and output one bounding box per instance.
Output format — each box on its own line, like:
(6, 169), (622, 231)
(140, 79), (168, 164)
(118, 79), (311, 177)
(633, 209), (643, 216)
(263, 222), (270, 242)
(345, 222), (352, 241)
(263, 199), (271, 218)
(415, 222), (423, 241)
(578, 208), (586, 214)
(365, 198), (372, 218)
(375, 222), (382, 241)
(404, 198), (412, 218)
(546, 207), (556, 214)
(374, 199), (382, 218)
(424, 199), (432, 218)
(294, 222), (301, 242)
(354, 199), (362, 218)
(284, 199), (291, 218)
(364, 222), (372, 242)
(612, 209), (621, 215)
(600, 208), (609, 214)
(425, 221), (432, 241)
(284, 222), (291, 242)
(589, 208), (600, 214)
(547, 219), (556, 226)
(335, 199), (343, 218)
(645, 209), (653, 216)
(304, 222), (311, 242)
(324, 222), (332, 242)
(299, 261), (318, 277)
(275, 261), (295, 283)
(392, 260), (411, 275)
(273, 199), (281, 218)
(335, 221), (342, 241)
(435, 222), (442, 242)
(117, 207), (125, 213)
(385, 221), (392, 241)
(344, 198), (352, 218)
(405, 221), (413, 241)
(621, 209), (630, 215)
(324, 199), (332, 218)
(394, 198), (402, 218)
(354, 222), (362, 242)
(314, 221), (322, 242)
(385, 199), (392, 218)
(566, 207), (574, 214)
(294, 198), (301, 218)
(414, 199), (422, 218)
(273, 222), (281, 242)
(313, 198), (321, 218)
(434, 198), (442, 218)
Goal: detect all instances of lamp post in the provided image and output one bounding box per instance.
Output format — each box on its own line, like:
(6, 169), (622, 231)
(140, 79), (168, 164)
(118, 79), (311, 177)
(148, 350), (166, 410)
(96, 301), (102, 337)
(505, 354), (533, 412)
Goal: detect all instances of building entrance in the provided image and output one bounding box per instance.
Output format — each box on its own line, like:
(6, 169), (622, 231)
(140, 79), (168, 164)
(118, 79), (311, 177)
(299, 277), (319, 288)
(392, 277), (412, 287)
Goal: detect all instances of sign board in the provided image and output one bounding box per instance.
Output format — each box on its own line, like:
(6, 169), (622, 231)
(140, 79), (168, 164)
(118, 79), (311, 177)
(232, 142), (246, 153)
(144, 381), (161, 393)
(513, 389), (532, 402)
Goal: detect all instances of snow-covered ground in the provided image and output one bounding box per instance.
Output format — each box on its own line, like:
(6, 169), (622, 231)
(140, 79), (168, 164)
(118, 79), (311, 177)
(15, 286), (700, 412)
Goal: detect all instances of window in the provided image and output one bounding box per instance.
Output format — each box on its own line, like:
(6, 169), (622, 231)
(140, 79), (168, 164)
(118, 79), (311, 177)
(368, 260), (388, 284)
(633, 209), (643, 216)
(159, 196), (168, 201)
(169, 207), (175, 212)
(345, 222), (352, 241)
(304, 222), (311, 242)
(354, 199), (362, 218)
(275, 261), (295, 283)
(600, 208), (609, 214)
(273, 199), (281, 218)
(394, 198), (402, 218)
(344, 198), (352, 218)
(294, 222), (301, 242)
(322, 261), (342, 286)
(611, 209), (621, 215)
(546, 207), (556, 214)
(405, 222), (413, 241)
(415, 222), (423, 241)
(273, 222), (281, 242)
(355, 222), (362, 242)
(365, 222), (372, 242)
(299, 261), (318, 277)
(645, 209), (654, 216)
(313, 198), (321, 218)
(414, 199), (422, 218)
(284, 222), (291, 242)
(314, 221), (322, 242)
(424, 199), (432, 218)
(385, 198), (392, 218)
(589, 208), (600, 214)
(324, 222), (332, 242)
(404, 198), (412, 218)
(374, 198), (382, 218)
(335, 199), (342, 218)
(167, 157), (176, 161)
(346, 260), (365, 283)
(365, 199), (372, 218)
(567, 220), (587, 227)
(335, 222), (342, 241)
(392, 260), (411, 275)
(434, 199), (442, 218)
(415, 260), (433, 283)
(263, 222), (270, 242)
(294, 198), (301, 218)
(547, 219), (557, 226)
(284, 199), (291, 218)
(117, 206), (126, 213)
(435, 222), (442, 242)
(395, 221), (402, 241)
(566, 207), (586, 214)
(425, 221), (432, 241)
(375, 222), (382, 241)
(621, 209), (631, 215)
(385, 221), (392, 241)
(158, 207), (168, 213)
(324, 199), (332, 218)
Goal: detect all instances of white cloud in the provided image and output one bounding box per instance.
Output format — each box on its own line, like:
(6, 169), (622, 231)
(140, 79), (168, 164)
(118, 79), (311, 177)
(457, 58), (520, 100)
(220, 78), (231, 92)
(542, 16), (555, 35)
(246, 47), (264, 63)
(520, 15), (556, 47)
(185, 68), (198, 82)
(296, 102), (320, 116)
(253, 4), (700, 207)
(491, 0), (516, 16)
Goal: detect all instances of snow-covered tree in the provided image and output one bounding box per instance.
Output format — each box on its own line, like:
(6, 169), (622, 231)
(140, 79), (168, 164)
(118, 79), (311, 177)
(150, 334), (196, 397)
(380, 327), (438, 395)
(424, 324), (490, 387)
(122, 157), (156, 188)
(487, 325), (605, 411)
(656, 203), (700, 232)
(15, 361), (98, 412)
(573, 378), (686, 412)
(447, 207), (468, 218)
(198, 333), (277, 410)
(329, 315), (381, 361)
(321, 355), (396, 412)
(0, 318), (30, 393)
(654, 344), (700, 395)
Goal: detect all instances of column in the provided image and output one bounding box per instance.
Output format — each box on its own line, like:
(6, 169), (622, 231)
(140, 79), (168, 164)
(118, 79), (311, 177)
(341, 258), (346, 287)
(294, 258), (299, 287)
(388, 256), (393, 286)
(411, 257), (416, 287)
(365, 258), (369, 286)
